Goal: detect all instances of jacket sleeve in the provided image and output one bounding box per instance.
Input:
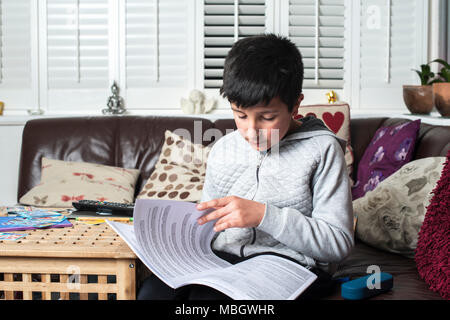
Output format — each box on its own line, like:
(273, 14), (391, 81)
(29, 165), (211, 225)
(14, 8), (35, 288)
(256, 136), (355, 263)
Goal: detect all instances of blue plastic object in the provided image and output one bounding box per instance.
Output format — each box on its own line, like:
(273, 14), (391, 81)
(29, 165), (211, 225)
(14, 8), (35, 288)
(341, 273), (393, 300)
(335, 277), (350, 283)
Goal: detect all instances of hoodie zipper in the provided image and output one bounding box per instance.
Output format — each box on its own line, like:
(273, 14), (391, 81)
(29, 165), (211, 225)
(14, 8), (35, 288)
(255, 151), (268, 185)
(240, 151), (268, 257)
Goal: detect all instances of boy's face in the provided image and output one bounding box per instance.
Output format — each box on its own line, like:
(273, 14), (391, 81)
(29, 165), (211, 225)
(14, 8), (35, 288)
(231, 95), (303, 151)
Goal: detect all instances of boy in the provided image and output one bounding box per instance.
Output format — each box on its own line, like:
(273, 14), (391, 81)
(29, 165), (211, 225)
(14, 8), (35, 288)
(138, 34), (354, 300)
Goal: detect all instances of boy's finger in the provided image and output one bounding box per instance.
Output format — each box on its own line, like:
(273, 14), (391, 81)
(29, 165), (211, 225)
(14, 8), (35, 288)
(198, 206), (230, 225)
(214, 216), (233, 232)
(196, 197), (232, 211)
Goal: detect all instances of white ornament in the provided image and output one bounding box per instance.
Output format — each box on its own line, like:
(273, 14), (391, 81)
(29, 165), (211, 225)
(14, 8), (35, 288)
(180, 98), (194, 114)
(195, 102), (204, 114)
(189, 89), (204, 105)
(180, 89), (217, 114)
(204, 98), (217, 113)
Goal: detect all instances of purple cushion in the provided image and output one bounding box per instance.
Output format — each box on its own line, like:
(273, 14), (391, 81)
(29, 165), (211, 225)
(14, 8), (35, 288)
(352, 120), (421, 200)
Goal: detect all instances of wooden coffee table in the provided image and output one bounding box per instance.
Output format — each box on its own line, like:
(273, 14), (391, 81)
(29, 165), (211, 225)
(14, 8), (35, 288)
(0, 220), (137, 300)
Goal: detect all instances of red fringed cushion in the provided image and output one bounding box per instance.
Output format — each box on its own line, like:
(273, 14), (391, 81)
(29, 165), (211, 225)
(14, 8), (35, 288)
(415, 150), (450, 300)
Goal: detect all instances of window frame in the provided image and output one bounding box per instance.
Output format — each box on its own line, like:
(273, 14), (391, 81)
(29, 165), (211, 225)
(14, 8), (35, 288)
(0, 0), (431, 115)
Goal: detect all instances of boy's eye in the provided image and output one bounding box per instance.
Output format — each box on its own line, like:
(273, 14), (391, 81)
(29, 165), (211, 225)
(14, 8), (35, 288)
(237, 115), (275, 120)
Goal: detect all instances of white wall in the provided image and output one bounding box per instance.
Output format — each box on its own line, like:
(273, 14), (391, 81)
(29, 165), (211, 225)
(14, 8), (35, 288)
(429, 0), (441, 72)
(0, 124), (24, 205)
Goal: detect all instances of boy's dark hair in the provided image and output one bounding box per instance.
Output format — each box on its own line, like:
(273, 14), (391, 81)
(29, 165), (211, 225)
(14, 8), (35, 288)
(220, 33), (304, 112)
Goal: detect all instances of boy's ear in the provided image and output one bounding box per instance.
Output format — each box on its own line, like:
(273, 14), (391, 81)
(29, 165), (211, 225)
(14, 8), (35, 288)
(291, 94), (304, 118)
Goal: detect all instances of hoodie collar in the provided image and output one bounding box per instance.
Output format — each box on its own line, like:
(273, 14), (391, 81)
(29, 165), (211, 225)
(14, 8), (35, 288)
(280, 116), (347, 152)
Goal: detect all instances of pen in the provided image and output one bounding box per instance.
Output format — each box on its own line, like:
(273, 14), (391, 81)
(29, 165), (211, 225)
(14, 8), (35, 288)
(75, 217), (133, 222)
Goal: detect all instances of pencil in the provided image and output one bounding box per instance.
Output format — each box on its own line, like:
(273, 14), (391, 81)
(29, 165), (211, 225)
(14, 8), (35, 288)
(75, 217), (133, 222)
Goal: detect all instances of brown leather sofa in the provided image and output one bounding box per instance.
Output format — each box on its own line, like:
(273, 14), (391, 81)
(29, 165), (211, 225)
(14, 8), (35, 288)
(18, 116), (450, 300)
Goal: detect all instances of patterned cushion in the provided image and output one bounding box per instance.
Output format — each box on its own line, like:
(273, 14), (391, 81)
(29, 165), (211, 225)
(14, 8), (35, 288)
(137, 130), (211, 202)
(352, 119), (421, 200)
(295, 103), (354, 185)
(354, 157), (445, 257)
(19, 158), (140, 208)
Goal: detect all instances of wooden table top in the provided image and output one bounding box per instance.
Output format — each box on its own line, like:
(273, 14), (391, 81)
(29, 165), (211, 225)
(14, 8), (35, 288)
(0, 220), (137, 260)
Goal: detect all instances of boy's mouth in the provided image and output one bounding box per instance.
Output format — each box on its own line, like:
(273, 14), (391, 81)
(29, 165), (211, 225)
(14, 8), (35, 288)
(247, 138), (260, 145)
(247, 138), (268, 150)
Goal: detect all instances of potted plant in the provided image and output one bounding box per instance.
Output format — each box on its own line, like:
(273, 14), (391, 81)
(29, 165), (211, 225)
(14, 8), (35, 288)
(403, 63), (436, 114)
(431, 59), (450, 117)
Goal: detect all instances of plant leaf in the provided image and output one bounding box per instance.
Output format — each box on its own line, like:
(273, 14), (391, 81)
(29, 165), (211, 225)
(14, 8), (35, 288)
(413, 69), (426, 85)
(429, 78), (443, 84)
(421, 64), (431, 73)
(432, 59), (450, 69)
(425, 72), (437, 85)
(439, 69), (450, 82)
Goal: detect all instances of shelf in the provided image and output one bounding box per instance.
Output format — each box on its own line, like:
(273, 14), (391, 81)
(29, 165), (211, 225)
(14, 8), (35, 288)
(0, 110), (449, 126)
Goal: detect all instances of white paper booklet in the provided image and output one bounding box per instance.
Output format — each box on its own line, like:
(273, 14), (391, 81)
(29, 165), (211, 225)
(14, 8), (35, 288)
(108, 199), (317, 300)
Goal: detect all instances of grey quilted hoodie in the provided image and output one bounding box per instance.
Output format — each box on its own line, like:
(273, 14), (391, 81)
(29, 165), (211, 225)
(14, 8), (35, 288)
(201, 116), (355, 273)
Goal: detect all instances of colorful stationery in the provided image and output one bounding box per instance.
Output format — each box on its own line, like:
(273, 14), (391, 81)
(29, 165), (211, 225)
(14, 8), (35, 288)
(6, 206), (34, 215)
(0, 216), (72, 232)
(0, 232), (28, 241)
(75, 217), (133, 225)
(11, 209), (63, 218)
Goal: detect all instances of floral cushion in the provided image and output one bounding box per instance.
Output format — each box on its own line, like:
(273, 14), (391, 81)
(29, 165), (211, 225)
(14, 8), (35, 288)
(352, 119), (421, 200)
(19, 158), (140, 208)
(137, 130), (211, 202)
(354, 157), (445, 257)
(295, 103), (354, 185)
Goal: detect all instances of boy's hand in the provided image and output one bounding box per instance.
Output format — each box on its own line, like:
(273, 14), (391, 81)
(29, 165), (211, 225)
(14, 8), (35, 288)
(196, 196), (266, 232)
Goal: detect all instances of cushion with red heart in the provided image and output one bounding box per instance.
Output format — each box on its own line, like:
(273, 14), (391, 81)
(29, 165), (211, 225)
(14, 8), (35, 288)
(295, 103), (354, 185)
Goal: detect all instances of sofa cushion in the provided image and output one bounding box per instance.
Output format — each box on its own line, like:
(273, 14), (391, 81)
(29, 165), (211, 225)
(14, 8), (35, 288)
(352, 119), (421, 200)
(17, 116), (215, 201)
(137, 130), (211, 202)
(295, 103), (354, 184)
(353, 157), (445, 258)
(19, 158), (140, 208)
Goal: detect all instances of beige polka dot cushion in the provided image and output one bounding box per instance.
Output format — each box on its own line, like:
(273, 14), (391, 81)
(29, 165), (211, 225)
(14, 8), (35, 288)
(137, 130), (211, 202)
(19, 158), (140, 208)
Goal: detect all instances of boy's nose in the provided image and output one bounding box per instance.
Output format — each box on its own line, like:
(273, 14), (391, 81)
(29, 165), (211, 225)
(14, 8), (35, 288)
(246, 128), (259, 141)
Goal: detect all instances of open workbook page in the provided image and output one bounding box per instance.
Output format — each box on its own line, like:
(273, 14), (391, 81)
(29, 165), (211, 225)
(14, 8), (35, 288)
(108, 199), (317, 300)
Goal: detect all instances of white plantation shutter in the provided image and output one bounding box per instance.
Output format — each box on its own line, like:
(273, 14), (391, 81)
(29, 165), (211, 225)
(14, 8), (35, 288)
(204, 0), (267, 89)
(358, 0), (427, 109)
(125, 0), (188, 87)
(288, 0), (345, 89)
(44, 0), (191, 111)
(0, 0), (35, 110)
(45, 0), (111, 110)
(123, 0), (191, 109)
